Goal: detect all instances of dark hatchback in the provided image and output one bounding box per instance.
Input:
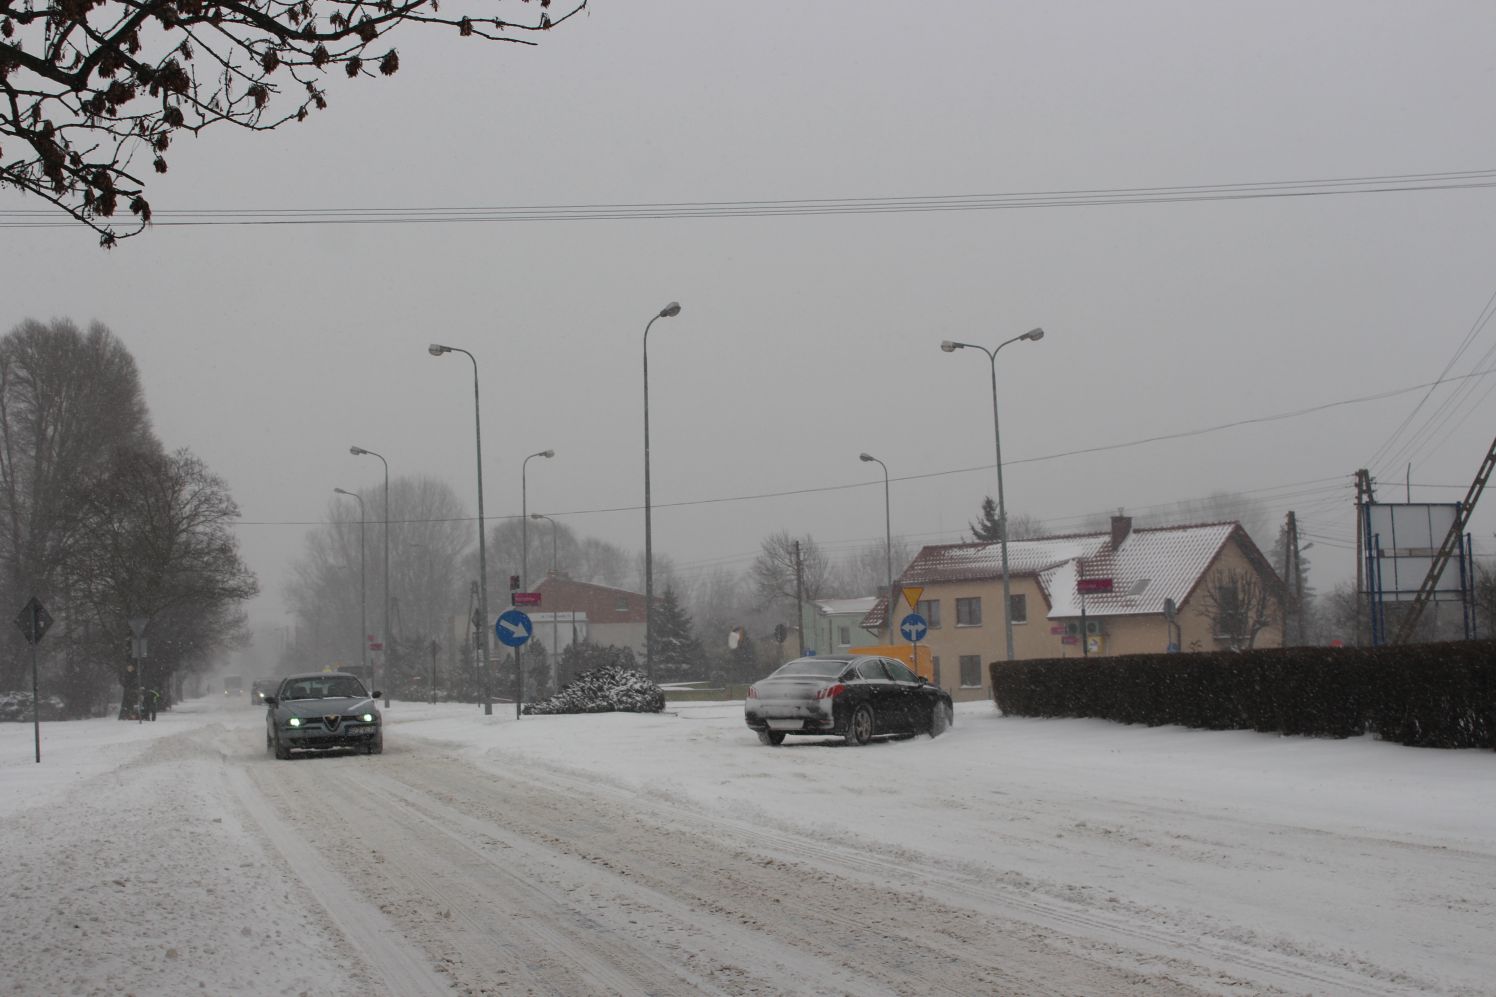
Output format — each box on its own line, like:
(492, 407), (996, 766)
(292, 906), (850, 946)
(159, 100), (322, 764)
(264, 672), (383, 759)
(745, 654), (954, 745)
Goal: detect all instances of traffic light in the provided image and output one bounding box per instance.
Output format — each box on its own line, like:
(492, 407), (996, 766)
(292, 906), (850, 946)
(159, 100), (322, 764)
(509, 574), (520, 591)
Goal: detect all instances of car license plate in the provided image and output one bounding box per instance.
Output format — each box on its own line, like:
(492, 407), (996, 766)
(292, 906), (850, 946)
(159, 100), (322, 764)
(768, 720), (802, 731)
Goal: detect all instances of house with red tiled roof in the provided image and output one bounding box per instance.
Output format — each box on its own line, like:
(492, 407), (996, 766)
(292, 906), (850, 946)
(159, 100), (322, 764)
(530, 574), (650, 661)
(862, 516), (1285, 702)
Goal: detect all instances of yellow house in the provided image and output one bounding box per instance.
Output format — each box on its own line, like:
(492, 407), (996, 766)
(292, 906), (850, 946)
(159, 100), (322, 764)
(863, 516), (1285, 702)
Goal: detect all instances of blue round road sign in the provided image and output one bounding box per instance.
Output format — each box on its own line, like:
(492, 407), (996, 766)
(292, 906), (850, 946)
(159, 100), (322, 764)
(495, 608), (533, 647)
(899, 612), (928, 643)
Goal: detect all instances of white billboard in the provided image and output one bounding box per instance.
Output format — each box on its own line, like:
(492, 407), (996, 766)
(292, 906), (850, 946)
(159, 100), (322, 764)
(1366, 502), (1464, 601)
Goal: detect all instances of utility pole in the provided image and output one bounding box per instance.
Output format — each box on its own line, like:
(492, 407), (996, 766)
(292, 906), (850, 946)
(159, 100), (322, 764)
(1354, 469), (1374, 647)
(793, 540), (806, 656)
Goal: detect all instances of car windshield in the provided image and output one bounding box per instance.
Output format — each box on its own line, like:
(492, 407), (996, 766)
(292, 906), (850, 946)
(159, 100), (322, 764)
(769, 659), (848, 678)
(279, 677), (368, 701)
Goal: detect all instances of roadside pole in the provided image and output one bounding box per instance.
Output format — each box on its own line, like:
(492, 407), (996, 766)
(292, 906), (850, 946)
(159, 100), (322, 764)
(15, 596), (54, 762)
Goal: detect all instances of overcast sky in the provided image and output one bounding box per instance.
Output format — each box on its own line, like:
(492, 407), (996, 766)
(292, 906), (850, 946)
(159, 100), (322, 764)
(5, 0), (1496, 638)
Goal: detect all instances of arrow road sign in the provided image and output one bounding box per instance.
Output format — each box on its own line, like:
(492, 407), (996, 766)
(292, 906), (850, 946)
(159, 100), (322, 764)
(494, 608), (533, 648)
(899, 612), (928, 643)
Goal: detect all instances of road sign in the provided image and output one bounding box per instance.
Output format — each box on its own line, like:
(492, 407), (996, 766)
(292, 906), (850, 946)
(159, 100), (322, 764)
(494, 608), (533, 647)
(1076, 577), (1114, 594)
(15, 597), (52, 645)
(898, 612), (928, 643)
(512, 592), (542, 607)
(900, 586), (924, 609)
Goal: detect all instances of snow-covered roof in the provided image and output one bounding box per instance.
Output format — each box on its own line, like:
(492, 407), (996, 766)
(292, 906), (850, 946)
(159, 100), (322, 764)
(862, 521), (1263, 627)
(813, 597), (878, 618)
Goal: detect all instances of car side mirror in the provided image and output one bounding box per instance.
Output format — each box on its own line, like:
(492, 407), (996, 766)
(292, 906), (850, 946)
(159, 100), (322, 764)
(371, 691), (382, 701)
(916, 676), (928, 685)
(262, 696), (278, 707)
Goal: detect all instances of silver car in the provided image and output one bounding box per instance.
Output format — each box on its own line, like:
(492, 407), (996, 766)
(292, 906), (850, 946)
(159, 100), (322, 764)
(264, 672), (383, 759)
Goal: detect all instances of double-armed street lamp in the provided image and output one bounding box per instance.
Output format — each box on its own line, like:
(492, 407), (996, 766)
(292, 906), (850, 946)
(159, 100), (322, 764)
(859, 452), (894, 643)
(332, 488), (367, 680)
(428, 342), (493, 715)
(940, 327), (1046, 661)
(520, 450), (555, 591)
(642, 301), (682, 678)
(349, 446), (390, 707)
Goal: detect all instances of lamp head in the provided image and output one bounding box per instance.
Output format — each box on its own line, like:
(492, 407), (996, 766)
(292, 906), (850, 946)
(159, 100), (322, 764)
(530, 513), (546, 521)
(859, 452), (876, 463)
(349, 446), (367, 456)
(333, 487), (352, 496)
(1022, 327), (1045, 342)
(541, 449), (555, 458)
(940, 340), (961, 352)
(428, 344), (450, 356)
(659, 302), (682, 318)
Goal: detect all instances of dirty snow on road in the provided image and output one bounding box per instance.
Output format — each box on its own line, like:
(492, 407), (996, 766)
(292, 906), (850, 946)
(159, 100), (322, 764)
(1, 695), (1492, 995)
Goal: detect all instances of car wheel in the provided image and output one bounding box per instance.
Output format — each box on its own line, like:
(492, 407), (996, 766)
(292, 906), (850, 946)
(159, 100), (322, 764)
(844, 704), (874, 746)
(368, 730), (384, 755)
(756, 729), (785, 746)
(929, 702), (953, 738)
(273, 731), (291, 760)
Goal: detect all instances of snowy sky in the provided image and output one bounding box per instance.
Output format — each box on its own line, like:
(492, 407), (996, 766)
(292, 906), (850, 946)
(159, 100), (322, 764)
(5, 0), (1496, 633)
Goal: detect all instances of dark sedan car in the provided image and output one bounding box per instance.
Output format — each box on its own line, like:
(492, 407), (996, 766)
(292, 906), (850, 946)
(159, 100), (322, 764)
(745, 654), (954, 746)
(264, 672), (383, 759)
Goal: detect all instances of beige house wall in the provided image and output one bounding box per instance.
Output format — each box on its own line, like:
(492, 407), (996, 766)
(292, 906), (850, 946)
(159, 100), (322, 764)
(913, 534), (1283, 703)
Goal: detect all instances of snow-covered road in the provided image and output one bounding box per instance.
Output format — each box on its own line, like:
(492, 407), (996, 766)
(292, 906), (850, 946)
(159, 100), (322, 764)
(2, 695), (1491, 995)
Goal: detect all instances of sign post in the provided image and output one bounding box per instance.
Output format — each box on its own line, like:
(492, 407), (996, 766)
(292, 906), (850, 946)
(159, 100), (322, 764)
(1075, 577), (1112, 658)
(495, 608), (533, 719)
(15, 597), (53, 762)
(128, 616), (149, 724)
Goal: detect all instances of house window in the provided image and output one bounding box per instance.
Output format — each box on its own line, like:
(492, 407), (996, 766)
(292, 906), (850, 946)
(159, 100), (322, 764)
(917, 599), (941, 628)
(956, 597), (982, 627)
(1008, 593), (1027, 624)
(959, 654), (982, 688)
(837, 625), (851, 646)
(615, 596), (629, 613)
(931, 655), (942, 686)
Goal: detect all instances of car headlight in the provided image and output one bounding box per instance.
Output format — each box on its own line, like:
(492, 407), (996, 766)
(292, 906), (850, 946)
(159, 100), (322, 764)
(288, 717), (302, 727)
(361, 713), (375, 723)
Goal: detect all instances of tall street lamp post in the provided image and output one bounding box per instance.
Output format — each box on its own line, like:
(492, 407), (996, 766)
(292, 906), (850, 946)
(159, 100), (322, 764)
(859, 453), (894, 643)
(941, 327), (1045, 661)
(642, 301), (682, 678)
(349, 446), (390, 707)
(531, 513), (561, 679)
(516, 448), (554, 719)
(332, 488), (367, 680)
(428, 343), (493, 715)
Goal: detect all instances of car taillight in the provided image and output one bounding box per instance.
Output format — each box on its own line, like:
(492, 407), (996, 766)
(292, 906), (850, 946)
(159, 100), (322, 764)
(746, 686), (758, 699)
(815, 683), (846, 700)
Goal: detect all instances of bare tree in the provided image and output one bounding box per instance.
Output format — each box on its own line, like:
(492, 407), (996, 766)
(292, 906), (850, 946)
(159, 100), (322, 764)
(0, 0), (588, 245)
(836, 536), (913, 597)
(1200, 567), (1276, 650)
(750, 531), (831, 612)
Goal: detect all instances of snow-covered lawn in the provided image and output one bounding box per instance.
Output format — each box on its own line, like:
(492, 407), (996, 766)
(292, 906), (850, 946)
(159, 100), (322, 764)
(1, 694), (1491, 995)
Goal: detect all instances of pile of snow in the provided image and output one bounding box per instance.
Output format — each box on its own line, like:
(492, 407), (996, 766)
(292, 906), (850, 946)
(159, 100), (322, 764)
(523, 666), (665, 715)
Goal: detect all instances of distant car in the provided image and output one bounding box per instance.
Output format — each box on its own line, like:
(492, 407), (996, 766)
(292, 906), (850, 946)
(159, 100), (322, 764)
(250, 679), (278, 705)
(745, 654), (954, 746)
(263, 672), (383, 759)
(223, 674), (243, 697)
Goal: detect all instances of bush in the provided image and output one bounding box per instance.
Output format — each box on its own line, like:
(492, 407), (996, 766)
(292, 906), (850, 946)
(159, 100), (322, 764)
(0, 692), (67, 722)
(991, 639), (1496, 748)
(523, 665), (665, 715)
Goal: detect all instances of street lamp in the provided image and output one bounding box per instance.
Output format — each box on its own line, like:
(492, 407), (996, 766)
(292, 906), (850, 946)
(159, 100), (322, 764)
(333, 488), (367, 681)
(940, 327), (1045, 662)
(520, 450), (555, 592)
(642, 300), (682, 678)
(428, 342), (494, 716)
(349, 445), (390, 707)
(531, 512), (561, 680)
(859, 453), (894, 643)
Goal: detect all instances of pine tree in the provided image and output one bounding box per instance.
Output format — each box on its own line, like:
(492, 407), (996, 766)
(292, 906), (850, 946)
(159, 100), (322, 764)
(969, 496), (1003, 541)
(650, 586), (706, 682)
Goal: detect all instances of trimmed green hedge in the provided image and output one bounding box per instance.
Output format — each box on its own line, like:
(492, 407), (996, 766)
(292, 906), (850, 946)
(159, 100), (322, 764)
(990, 640), (1495, 748)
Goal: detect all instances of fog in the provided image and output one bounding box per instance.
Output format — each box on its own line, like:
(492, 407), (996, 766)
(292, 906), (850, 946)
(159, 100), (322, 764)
(5, 1), (1495, 650)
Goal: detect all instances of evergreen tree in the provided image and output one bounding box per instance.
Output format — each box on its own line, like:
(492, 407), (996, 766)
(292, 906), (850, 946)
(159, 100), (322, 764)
(969, 496), (1003, 541)
(650, 586), (706, 682)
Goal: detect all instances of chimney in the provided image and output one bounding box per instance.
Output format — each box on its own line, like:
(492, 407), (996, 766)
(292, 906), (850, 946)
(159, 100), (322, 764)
(1110, 514), (1132, 550)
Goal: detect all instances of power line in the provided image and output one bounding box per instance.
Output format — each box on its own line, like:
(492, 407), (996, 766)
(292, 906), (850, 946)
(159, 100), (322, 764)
(6, 168), (1496, 229)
